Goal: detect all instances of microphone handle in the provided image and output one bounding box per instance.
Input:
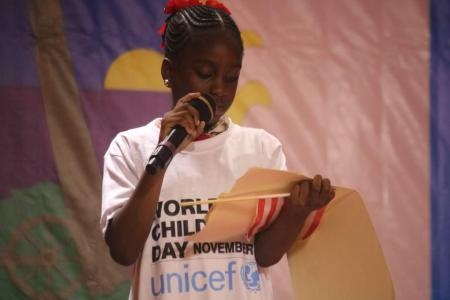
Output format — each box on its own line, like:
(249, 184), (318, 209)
(146, 125), (187, 174)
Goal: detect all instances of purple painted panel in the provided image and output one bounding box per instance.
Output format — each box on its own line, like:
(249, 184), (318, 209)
(0, 0), (40, 87)
(78, 90), (171, 168)
(60, 0), (166, 90)
(0, 87), (58, 198)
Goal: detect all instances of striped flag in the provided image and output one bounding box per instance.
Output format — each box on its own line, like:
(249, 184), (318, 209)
(246, 197), (285, 240)
(246, 197), (327, 241)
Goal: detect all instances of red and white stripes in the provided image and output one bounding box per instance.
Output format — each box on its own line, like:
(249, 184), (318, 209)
(246, 198), (327, 241)
(246, 197), (284, 240)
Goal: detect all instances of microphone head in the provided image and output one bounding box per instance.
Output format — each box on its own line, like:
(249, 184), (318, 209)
(189, 93), (216, 124)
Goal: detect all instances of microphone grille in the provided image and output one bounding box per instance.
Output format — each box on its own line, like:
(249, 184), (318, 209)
(190, 93), (216, 124)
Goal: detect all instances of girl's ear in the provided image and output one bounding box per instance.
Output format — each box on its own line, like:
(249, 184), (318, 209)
(161, 57), (172, 84)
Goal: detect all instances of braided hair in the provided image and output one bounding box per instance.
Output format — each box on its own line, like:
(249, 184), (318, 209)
(162, 5), (243, 60)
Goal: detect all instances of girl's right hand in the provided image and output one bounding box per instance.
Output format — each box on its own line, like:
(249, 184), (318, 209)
(159, 92), (206, 150)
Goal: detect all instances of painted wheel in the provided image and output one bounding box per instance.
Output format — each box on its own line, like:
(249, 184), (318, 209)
(1, 215), (82, 300)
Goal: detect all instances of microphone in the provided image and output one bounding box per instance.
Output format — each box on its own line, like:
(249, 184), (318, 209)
(145, 93), (216, 175)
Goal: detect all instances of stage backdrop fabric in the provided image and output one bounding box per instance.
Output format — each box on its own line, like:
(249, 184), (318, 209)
(0, 0), (449, 300)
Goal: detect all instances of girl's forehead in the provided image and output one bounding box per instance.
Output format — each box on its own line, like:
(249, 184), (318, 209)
(174, 30), (242, 65)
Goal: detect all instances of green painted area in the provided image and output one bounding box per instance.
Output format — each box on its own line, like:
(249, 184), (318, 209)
(0, 182), (130, 299)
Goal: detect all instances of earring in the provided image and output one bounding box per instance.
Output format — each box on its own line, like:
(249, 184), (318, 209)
(164, 78), (170, 87)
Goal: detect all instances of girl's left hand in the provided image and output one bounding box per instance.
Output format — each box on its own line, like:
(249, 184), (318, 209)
(286, 175), (335, 219)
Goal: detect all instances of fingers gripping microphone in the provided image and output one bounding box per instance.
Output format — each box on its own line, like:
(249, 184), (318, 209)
(146, 93), (216, 175)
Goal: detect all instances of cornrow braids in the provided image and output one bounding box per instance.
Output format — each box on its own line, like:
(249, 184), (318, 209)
(162, 5), (243, 59)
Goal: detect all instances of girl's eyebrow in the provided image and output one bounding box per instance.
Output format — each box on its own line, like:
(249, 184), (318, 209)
(193, 59), (214, 65)
(193, 59), (241, 68)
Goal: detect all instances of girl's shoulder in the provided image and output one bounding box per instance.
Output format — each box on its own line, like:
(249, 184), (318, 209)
(230, 120), (282, 147)
(105, 118), (160, 157)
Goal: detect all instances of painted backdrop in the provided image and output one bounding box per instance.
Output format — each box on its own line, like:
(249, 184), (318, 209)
(0, 0), (448, 299)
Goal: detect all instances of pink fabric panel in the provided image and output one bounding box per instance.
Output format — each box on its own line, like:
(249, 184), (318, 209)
(224, 1), (430, 299)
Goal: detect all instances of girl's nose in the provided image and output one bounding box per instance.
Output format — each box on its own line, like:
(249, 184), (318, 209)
(210, 77), (225, 98)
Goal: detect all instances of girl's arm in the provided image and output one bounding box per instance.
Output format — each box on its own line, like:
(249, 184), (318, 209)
(254, 176), (334, 267)
(104, 93), (205, 266)
(105, 171), (166, 266)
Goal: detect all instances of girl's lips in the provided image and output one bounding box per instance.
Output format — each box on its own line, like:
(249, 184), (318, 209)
(215, 109), (225, 118)
(214, 98), (229, 118)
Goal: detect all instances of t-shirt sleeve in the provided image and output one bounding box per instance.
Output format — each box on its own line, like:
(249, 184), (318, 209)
(270, 141), (288, 171)
(100, 136), (141, 235)
(259, 130), (288, 171)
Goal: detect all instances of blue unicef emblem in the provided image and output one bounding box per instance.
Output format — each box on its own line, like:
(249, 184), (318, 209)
(240, 261), (261, 292)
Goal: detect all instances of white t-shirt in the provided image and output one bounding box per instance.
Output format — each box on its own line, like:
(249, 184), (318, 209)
(101, 117), (293, 300)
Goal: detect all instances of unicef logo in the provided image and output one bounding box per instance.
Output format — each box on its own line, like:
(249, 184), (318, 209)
(240, 261), (261, 292)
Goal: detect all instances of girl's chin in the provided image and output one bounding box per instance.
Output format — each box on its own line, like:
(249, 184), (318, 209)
(214, 113), (226, 122)
(205, 115), (222, 131)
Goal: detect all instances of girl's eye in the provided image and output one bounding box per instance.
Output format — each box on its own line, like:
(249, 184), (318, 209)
(196, 70), (213, 79)
(225, 75), (239, 83)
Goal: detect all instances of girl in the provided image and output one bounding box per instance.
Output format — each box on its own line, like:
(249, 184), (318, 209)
(101, 1), (334, 299)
